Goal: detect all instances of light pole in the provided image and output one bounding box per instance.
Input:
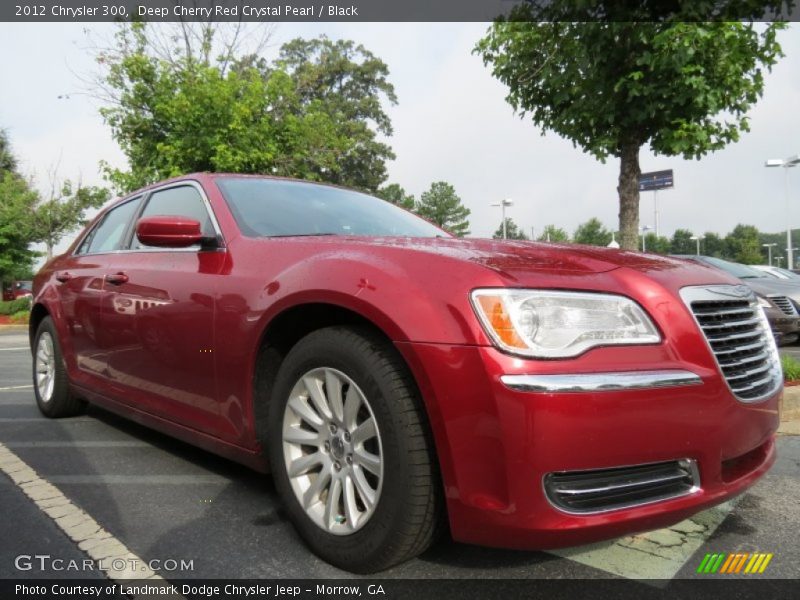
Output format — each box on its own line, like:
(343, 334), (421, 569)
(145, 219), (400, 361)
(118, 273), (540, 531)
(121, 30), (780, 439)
(641, 225), (652, 252)
(690, 234), (703, 256)
(765, 154), (800, 269)
(762, 243), (777, 266)
(491, 198), (513, 239)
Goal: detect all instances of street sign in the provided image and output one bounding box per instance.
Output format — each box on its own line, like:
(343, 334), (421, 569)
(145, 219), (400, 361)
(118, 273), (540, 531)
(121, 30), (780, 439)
(639, 169), (674, 192)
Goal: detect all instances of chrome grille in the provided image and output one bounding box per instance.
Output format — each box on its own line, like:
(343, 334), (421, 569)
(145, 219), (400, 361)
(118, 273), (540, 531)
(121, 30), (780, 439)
(681, 285), (782, 402)
(544, 459), (699, 514)
(768, 295), (798, 316)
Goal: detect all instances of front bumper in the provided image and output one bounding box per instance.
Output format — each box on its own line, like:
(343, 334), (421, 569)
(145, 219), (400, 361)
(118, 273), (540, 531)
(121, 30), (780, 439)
(764, 305), (800, 345)
(396, 342), (779, 550)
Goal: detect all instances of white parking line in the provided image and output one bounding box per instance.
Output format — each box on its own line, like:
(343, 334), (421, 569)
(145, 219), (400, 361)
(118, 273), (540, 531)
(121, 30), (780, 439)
(0, 441), (180, 588)
(0, 417), (94, 422)
(549, 501), (735, 580)
(0, 347), (28, 351)
(44, 475), (230, 485)
(6, 441), (151, 448)
(0, 385), (33, 391)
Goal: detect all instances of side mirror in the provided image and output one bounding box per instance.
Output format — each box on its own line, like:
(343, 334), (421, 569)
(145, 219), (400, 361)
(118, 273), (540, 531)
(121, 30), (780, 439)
(136, 216), (203, 248)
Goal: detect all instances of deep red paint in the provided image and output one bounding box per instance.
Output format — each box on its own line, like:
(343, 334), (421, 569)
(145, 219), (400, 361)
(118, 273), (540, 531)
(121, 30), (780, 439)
(135, 215), (204, 247)
(32, 174), (778, 550)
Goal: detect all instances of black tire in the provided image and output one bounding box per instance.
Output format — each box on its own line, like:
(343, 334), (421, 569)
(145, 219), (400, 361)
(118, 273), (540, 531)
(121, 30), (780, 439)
(267, 326), (442, 573)
(32, 317), (84, 418)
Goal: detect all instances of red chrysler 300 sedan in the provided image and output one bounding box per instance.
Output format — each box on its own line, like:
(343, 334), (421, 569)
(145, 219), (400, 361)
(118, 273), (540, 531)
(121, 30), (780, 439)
(30, 174), (780, 572)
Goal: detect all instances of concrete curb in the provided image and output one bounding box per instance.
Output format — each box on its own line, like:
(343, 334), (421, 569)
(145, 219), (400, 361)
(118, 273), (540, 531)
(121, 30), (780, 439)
(0, 324), (27, 332)
(779, 385), (800, 436)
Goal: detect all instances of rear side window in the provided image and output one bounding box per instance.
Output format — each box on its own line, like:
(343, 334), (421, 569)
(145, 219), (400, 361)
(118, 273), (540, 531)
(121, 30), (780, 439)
(132, 185), (214, 249)
(77, 197), (141, 255)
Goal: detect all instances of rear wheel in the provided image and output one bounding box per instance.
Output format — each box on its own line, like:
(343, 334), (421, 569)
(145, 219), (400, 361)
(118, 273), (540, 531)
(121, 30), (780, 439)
(33, 317), (84, 418)
(268, 326), (442, 573)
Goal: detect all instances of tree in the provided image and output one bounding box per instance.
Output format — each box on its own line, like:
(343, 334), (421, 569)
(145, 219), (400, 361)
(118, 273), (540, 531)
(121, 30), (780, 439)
(725, 224), (762, 264)
(276, 36), (398, 191)
(703, 232), (726, 258)
(574, 218), (612, 246)
(0, 134), (40, 283)
(670, 228), (696, 254)
(33, 174), (109, 260)
(476, 7), (786, 250)
(537, 224), (570, 243)
(416, 181), (471, 237)
(376, 183), (415, 210)
(493, 217), (528, 240)
(0, 130), (17, 174)
(643, 233), (671, 254)
(96, 25), (397, 193)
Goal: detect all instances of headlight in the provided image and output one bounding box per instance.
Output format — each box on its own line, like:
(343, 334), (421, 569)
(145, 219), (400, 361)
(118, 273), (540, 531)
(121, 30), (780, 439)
(757, 296), (772, 309)
(471, 289), (661, 358)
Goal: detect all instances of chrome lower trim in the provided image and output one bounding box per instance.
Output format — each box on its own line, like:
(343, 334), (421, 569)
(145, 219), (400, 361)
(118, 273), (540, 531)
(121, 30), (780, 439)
(500, 370), (703, 393)
(543, 458), (701, 515)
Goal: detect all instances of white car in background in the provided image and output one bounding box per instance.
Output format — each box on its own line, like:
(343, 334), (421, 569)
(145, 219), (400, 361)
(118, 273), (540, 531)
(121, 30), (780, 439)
(751, 265), (800, 281)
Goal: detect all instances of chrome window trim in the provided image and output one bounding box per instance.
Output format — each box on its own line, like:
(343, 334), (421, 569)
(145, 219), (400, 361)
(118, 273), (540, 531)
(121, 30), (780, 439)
(679, 285), (782, 403)
(542, 458), (701, 516)
(73, 195), (143, 257)
(500, 370), (703, 393)
(73, 179), (226, 257)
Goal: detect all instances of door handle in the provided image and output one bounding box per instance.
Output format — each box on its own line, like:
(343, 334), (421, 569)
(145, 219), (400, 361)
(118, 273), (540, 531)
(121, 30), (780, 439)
(55, 272), (72, 283)
(105, 272), (129, 285)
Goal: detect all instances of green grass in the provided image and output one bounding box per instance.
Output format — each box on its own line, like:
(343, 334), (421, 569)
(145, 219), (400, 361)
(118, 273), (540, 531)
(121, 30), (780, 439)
(781, 354), (800, 382)
(8, 310), (29, 324)
(0, 297), (31, 315)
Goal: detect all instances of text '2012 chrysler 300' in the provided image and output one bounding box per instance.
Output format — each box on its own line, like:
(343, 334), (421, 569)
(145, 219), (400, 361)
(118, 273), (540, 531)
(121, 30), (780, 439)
(30, 174), (780, 572)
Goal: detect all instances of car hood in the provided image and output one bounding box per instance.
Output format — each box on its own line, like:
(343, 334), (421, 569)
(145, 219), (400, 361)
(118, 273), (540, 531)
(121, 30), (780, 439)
(740, 277), (800, 302)
(285, 236), (689, 276)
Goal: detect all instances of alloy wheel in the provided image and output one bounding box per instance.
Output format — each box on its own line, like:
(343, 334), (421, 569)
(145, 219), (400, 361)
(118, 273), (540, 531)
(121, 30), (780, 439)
(281, 367), (383, 535)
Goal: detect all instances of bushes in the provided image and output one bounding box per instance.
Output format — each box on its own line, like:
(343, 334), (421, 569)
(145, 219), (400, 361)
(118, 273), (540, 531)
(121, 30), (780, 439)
(782, 355), (800, 382)
(0, 297), (31, 315)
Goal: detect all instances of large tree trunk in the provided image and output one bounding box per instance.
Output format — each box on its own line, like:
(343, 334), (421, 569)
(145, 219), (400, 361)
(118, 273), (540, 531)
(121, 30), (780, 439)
(617, 142), (641, 251)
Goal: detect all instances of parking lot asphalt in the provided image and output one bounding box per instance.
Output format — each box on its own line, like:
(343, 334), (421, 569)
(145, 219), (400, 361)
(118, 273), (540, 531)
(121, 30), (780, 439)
(1, 328), (799, 583)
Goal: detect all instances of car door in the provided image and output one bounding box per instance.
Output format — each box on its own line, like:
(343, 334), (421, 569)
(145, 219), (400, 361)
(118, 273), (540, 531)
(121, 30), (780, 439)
(54, 196), (143, 389)
(101, 182), (230, 438)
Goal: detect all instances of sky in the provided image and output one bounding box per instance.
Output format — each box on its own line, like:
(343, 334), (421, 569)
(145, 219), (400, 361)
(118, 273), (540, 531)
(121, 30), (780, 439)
(1, 22), (799, 256)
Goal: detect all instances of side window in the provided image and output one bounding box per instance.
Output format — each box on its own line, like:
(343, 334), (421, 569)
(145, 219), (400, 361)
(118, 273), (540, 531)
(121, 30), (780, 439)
(77, 197), (142, 255)
(133, 185), (214, 249)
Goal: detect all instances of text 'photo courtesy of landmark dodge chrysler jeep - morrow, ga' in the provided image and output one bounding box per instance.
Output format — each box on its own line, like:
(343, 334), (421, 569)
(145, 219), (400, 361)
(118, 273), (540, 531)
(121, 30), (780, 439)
(30, 174), (780, 573)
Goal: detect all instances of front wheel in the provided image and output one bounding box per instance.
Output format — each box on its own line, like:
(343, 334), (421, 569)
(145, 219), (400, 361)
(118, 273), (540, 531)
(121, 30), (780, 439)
(33, 317), (84, 418)
(268, 326), (442, 573)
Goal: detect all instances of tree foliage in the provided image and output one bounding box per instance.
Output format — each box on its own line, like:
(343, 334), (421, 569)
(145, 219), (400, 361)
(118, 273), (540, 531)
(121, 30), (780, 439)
(0, 132), (39, 283)
(574, 218), (612, 246)
(476, 6), (786, 250)
(702, 232), (726, 258)
(96, 24), (397, 193)
(537, 224), (570, 242)
(416, 181), (471, 237)
(275, 37), (397, 191)
(670, 228), (697, 254)
(643, 233), (671, 254)
(725, 223), (762, 264)
(376, 183), (415, 210)
(493, 217), (528, 240)
(33, 178), (109, 260)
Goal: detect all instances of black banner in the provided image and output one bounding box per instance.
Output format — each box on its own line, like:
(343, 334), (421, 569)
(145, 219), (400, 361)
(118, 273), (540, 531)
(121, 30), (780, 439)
(3, 578), (800, 600)
(2, 0), (799, 23)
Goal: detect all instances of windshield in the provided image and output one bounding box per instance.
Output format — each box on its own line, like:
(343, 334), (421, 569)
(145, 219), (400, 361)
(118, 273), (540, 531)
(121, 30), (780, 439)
(216, 177), (447, 239)
(699, 256), (769, 279)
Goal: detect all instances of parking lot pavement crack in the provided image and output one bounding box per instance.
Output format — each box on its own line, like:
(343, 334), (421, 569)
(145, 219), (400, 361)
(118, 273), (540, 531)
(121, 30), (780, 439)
(0, 441), (187, 597)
